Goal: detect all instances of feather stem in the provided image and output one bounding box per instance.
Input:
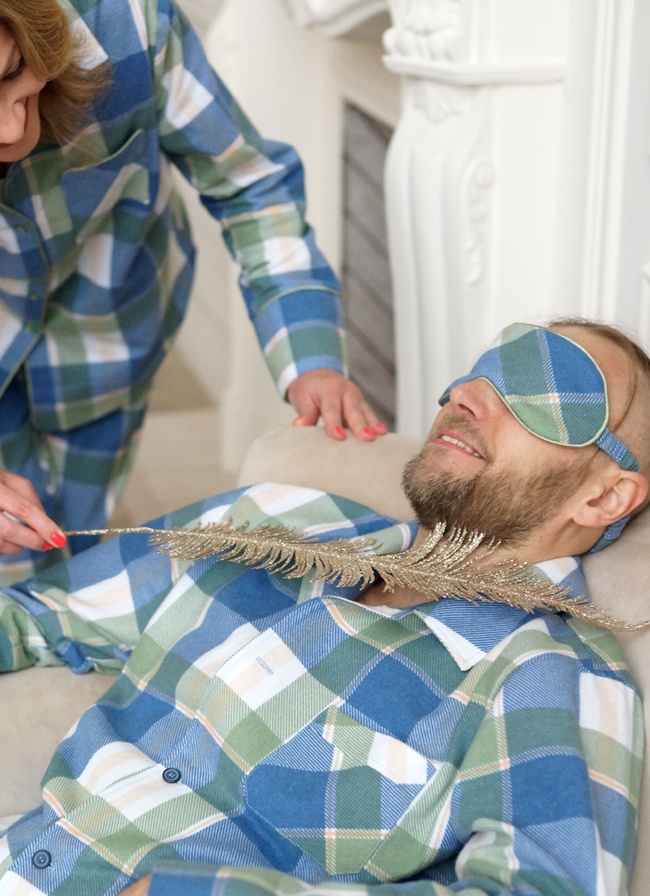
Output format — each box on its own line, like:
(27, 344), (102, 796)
(64, 521), (649, 632)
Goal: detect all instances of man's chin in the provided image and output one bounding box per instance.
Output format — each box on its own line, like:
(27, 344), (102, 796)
(402, 458), (566, 549)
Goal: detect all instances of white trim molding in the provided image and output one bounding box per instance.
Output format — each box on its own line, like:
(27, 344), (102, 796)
(282, 0), (388, 37)
(575, 0), (644, 327)
(383, 59), (564, 86)
(383, 0), (511, 433)
(639, 264), (650, 343)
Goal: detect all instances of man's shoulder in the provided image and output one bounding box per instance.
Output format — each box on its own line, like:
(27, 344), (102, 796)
(220, 482), (405, 540)
(490, 610), (638, 693)
(163, 482), (411, 545)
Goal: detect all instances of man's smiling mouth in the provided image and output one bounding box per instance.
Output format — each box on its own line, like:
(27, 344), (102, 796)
(440, 434), (483, 459)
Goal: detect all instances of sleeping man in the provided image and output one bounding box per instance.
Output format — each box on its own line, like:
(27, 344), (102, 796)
(0, 318), (648, 895)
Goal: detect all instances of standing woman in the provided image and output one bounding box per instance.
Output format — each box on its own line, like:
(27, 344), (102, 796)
(0, 0), (384, 584)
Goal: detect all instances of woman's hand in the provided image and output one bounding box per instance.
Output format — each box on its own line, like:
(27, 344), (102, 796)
(288, 370), (388, 441)
(0, 470), (67, 555)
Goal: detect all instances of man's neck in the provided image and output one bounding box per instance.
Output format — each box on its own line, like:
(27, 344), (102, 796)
(357, 580), (427, 609)
(414, 522), (575, 576)
(356, 525), (543, 611)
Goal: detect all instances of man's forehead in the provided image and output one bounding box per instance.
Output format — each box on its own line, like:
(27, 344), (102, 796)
(548, 324), (636, 424)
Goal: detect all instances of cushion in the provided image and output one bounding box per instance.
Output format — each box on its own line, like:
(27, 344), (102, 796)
(1, 666), (116, 817)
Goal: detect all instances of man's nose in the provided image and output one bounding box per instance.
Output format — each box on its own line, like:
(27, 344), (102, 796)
(447, 378), (501, 420)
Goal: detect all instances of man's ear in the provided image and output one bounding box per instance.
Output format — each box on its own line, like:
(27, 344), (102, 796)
(572, 470), (649, 530)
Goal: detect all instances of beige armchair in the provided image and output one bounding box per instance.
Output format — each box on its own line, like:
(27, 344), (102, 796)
(1, 427), (648, 895)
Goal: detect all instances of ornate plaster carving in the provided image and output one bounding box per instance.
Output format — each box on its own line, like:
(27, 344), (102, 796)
(385, 79), (498, 434)
(462, 158), (496, 287)
(383, 0), (563, 85)
(410, 80), (466, 125)
(282, 0), (388, 37)
(383, 0), (461, 65)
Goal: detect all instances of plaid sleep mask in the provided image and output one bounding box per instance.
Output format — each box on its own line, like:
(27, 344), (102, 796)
(439, 323), (639, 551)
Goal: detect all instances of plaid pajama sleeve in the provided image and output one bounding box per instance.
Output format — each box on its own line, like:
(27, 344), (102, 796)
(0, 488), (242, 674)
(151, 0), (346, 393)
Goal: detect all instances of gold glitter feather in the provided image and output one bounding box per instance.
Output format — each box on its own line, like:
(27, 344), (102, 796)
(65, 521), (649, 632)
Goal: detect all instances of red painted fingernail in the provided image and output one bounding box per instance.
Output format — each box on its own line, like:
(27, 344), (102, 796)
(363, 427), (373, 436)
(376, 423), (388, 433)
(335, 426), (345, 437)
(41, 541), (54, 551)
(50, 533), (67, 548)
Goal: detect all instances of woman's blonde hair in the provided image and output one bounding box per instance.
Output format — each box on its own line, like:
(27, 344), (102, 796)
(0, 0), (111, 144)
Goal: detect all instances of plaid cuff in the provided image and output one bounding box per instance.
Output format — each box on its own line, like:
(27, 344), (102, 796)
(253, 288), (347, 395)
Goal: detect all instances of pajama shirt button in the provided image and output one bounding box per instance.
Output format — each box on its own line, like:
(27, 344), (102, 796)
(162, 767), (182, 784)
(32, 850), (52, 869)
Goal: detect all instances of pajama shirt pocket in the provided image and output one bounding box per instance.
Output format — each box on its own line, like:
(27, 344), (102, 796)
(61, 128), (154, 248)
(243, 704), (439, 875)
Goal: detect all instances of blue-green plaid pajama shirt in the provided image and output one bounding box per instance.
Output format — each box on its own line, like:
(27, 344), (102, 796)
(0, 483), (643, 895)
(0, 0), (345, 583)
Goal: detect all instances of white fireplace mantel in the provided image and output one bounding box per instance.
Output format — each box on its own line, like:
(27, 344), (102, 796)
(380, 0), (573, 433)
(278, 0), (650, 438)
(382, 0), (650, 435)
(282, 0), (388, 37)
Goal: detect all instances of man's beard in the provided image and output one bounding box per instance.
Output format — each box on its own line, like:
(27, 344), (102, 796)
(402, 445), (591, 548)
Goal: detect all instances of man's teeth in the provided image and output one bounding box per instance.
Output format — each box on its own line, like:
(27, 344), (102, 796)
(440, 434), (482, 458)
